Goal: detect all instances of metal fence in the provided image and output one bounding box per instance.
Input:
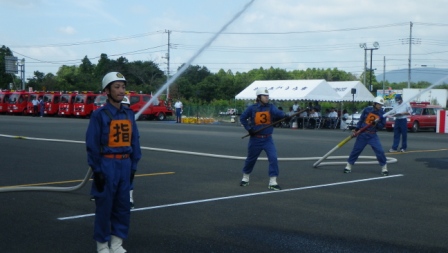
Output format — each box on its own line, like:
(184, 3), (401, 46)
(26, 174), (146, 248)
(181, 105), (244, 118)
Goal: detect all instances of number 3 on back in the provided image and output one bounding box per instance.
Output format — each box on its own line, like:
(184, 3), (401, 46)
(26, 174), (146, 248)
(364, 112), (379, 125)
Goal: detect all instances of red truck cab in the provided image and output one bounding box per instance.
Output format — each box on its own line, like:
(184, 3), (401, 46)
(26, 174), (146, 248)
(73, 91), (98, 117)
(127, 92), (173, 120)
(43, 92), (62, 116)
(58, 92), (78, 116)
(7, 90), (29, 115)
(93, 93), (107, 111)
(0, 90), (11, 114)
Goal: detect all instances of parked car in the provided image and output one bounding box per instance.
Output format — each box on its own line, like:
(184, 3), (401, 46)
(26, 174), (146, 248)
(345, 106), (393, 130)
(383, 106), (393, 115)
(385, 102), (443, 132)
(219, 108), (238, 115)
(344, 111), (361, 129)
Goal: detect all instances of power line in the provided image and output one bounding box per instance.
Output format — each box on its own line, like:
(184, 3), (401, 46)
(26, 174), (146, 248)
(172, 22), (409, 35)
(9, 31), (165, 48)
(8, 22), (448, 76)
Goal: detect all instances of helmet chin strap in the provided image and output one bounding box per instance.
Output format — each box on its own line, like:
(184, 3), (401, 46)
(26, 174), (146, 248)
(257, 95), (268, 106)
(107, 93), (121, 104)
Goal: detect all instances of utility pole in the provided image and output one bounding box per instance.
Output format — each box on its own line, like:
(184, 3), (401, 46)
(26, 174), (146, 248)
(18, 58), (25, 90)
(401, 22), (420, 88)
(383, 56), (386, 98)
(163, 30), (171, 99)
(359, 42), (379, 91)
(408, 22), (413, 89)
(364, 49), (367, 89)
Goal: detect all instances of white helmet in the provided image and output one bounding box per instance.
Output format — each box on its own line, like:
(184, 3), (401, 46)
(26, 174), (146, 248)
(256, 87), (269, 96)
(121, 96), (130, 105)
(373, 96), (384, 105)
(102, 72), (126, 91)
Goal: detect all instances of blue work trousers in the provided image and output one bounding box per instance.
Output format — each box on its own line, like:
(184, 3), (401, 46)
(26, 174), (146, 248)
(242, 136), (279, 177)
(347, 133), (387, 166)
(91, 158), (131, 243)
(392, 118), (408, 150)
(176, 108), (182, 123)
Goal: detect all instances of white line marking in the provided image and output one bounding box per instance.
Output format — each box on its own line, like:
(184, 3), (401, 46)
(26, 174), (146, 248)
(58, 174), (403, 221)
(1, 134), (396, 164)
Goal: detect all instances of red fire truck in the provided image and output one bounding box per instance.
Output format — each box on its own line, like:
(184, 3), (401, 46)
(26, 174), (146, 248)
(26, 91), (46, 115)
(43, 91), (62, 116)
(0, 90), (11, 114)
(93, 93), (107, 111)
(7, 90), (29, 115)
(73, 91), (98, 117)
(58, 92), (78, 116)
(128, 92), (173, 120)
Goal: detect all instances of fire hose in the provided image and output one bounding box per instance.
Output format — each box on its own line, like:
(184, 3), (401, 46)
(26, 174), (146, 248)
(312, 123), (398, 167)
(313, 76), (448, 168)
(0, 168), (93, 193)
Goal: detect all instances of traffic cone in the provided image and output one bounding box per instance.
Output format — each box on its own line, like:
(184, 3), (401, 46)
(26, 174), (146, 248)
(291, 121), (298, 129)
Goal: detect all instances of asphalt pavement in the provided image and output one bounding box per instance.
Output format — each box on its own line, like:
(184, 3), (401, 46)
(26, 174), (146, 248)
(0, 115), (447, 253)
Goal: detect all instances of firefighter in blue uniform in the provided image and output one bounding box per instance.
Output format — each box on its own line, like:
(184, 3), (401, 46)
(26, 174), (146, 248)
(39, 97), (44, 117)
(86, 72), (142, 253)
(344, 96), (388, 176)
(239, 87), (289, 190)
(389, 94), (412, 152)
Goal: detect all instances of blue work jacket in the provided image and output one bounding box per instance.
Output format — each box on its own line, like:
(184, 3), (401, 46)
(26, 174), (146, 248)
(86, 102), (142, 173)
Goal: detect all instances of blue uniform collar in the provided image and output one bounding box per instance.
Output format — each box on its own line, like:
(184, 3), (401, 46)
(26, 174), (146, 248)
(105, 102), (125, 114)
(257, 102), (270, 108)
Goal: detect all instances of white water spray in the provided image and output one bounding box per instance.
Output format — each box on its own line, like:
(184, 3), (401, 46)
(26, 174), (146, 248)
(0, 1), (256, 194)
(135, 0), (256, 119)
(384, 75), (448, 117)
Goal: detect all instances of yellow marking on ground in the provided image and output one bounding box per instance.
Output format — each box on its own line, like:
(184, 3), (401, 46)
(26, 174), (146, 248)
(0, 172), (174, 188)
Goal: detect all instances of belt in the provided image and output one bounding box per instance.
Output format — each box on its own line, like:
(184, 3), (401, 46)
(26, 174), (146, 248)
(103, 154), (130, 159)
(254, 134), (271, 138)
(364, 130), (377, 134)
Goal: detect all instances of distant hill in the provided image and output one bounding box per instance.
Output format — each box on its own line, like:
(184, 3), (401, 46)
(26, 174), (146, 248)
(376, 67), (448, 84)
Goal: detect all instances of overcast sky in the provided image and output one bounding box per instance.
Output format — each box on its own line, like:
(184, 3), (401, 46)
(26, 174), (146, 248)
(1, 0), (447, 81)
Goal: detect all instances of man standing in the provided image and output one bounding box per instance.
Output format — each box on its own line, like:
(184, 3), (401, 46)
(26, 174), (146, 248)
(344, 96), (388, 176)
(389, 94), (413, 152)
(86, 72), (142, 253)
(32, 97), (39, 116)
(327, 108), (338, 128)
(174, 99), (183, 123)
(39, 97), (45, 117)
(239, 87), (289, 190)
(292, 101), (300, 112)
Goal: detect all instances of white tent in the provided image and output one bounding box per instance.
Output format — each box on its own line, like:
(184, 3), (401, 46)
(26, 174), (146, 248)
(235, 80), (341, 102)
(327, 81), (374, 102)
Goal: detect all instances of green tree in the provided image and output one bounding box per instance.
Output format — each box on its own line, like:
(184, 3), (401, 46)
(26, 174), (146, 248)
(79, 56), (94, 76)
(127, 60), (165, 94)
(41, 73), (57, 91)
(26, 71), (46, 91)
(94, 53), (112, 80)
(56, 65), (80, 91)
(175, 65), (212, 100)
